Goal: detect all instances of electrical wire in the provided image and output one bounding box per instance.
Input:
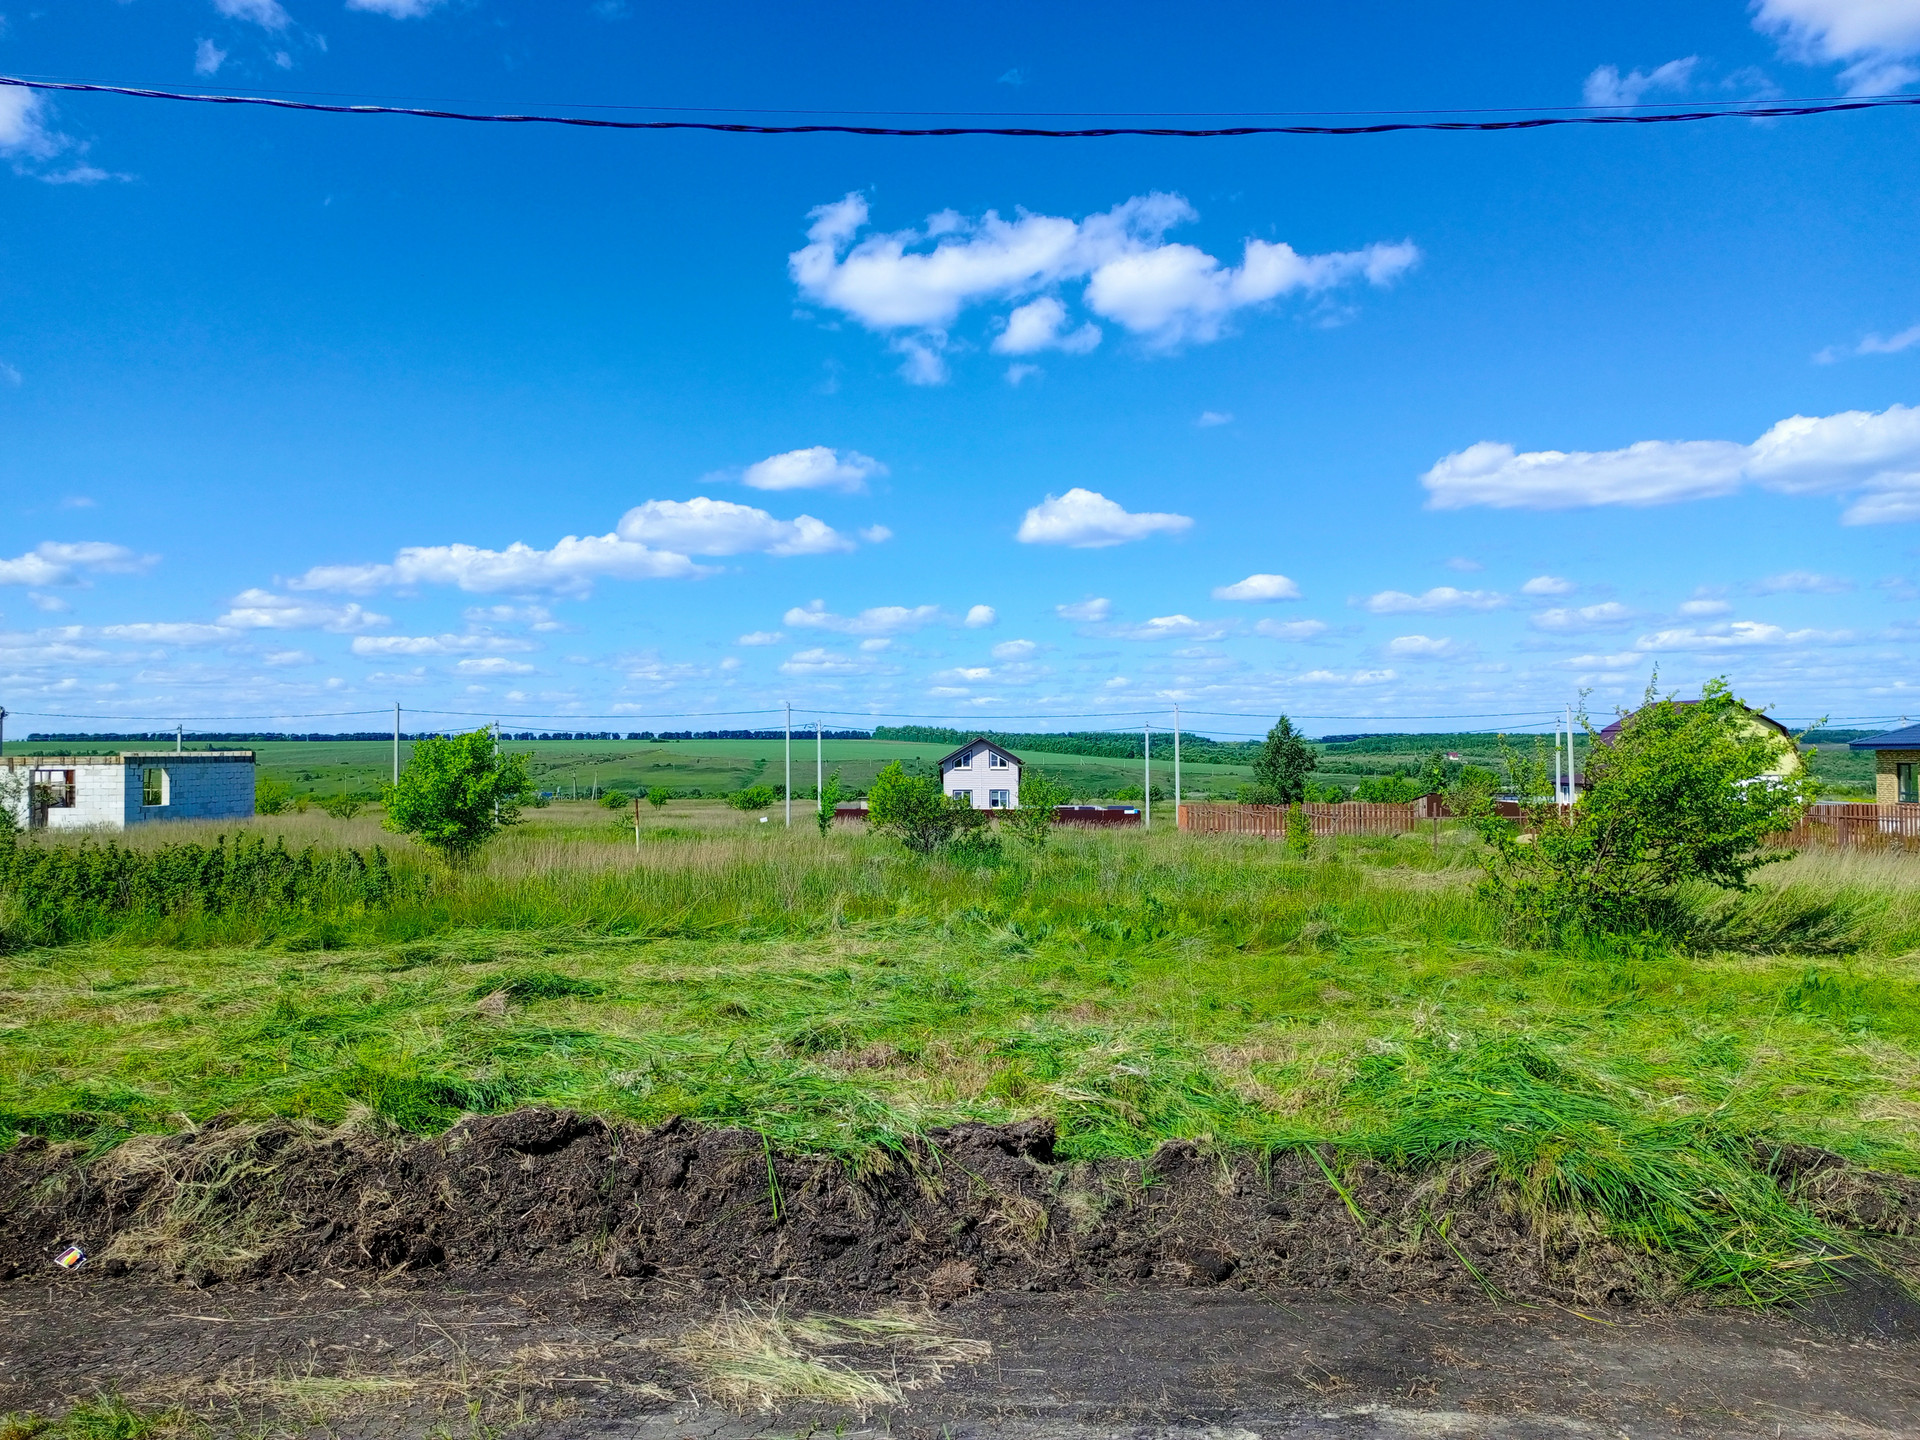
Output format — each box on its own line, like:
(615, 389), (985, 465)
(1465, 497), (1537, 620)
(5, 74), (1918, 138)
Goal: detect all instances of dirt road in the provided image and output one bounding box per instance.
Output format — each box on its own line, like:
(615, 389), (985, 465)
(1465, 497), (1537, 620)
(3, 1276), (1915, 1439)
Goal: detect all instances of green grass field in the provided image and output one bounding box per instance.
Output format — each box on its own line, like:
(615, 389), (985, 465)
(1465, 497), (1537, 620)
(4, 800), (1920, 1298)
(7, 728), (1875, 801)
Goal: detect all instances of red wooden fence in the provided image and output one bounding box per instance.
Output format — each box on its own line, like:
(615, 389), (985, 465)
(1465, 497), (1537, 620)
(1177, 802), (1418, 838)
(1773, 802), (1920, 849)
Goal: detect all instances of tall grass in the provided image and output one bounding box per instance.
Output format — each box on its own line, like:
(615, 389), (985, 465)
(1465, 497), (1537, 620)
(3, 815), (1919, 1299)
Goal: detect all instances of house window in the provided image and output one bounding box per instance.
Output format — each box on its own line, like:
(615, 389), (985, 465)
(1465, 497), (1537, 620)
(988, 789), (1011, 808)
(951, 790), (975, 807)
(951, 750), (972, 768)
(1901, 762), (1918, 805)
(988, 752), (1009, 769)
(142, 767), (169, 807)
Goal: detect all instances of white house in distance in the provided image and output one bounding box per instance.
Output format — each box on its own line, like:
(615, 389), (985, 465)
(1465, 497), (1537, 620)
(2, 751), (256, 831)
(938, 737), (1022, 809)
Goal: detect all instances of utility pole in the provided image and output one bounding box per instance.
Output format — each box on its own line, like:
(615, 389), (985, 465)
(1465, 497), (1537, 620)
(784, 701), (792, 828)
(393, 703), (400, 785)
(176, 723), (182, 754)
(1566, 704), (1576, 806)
(1143, 723), (1152, 830)
(0, 705), (8, 757)
(494, 723), (501, 822)
(816, 720), (823, 827)
(1173, 703), (1181, 817)
(1553, 714), (1563, 809)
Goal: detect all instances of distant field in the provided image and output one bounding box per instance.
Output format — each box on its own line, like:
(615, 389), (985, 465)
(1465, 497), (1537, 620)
(5, 726), (1877, 799)
(0, 736), (1257, 804)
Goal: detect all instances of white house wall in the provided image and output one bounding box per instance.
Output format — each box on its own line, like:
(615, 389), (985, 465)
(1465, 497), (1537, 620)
(940, 746), (1021, 808)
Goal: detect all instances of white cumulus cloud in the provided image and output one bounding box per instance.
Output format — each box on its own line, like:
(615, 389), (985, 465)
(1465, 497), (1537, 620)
(289, 495), (859, 596)
(1751, 569), (1853, 594)
(1530, 602), (1636, 633)
(741, 446), (886, 493)
(213, 0), (291, 29)
(783, 599), (945, 637)
(345, 0), (445, 14)
(350, 632), (535, 656)
(993, 297), (1101, 355)
(964, 604), (997, 628)
(1635, 620), (1854, 651)
(0, 541), (153, 587)
(1817, 322), (1920, 362)
(1421, 403), (1920, 524)
(1110, 614), (1229, 642)
(1754, 0), (1920, 90)
(193, 39), (229, 75)
(1017, 488), (1192, 548)
(1384, 634), (1465, 659)
(991, 638), (1038, 660)
(220, 589), (388, 632)
(1212, 572), (1300, 602)
(1255, 618), (1328, 641)
(1521, 575), (1576, 596)
(616, 497), (853, 556)
(737, 630), (785, 646)
(1055, 597), (1111, 622)
(1359, 586), (1506, 615)
(790, 191), (1417, 380)
(1582, 57), (1697, 107)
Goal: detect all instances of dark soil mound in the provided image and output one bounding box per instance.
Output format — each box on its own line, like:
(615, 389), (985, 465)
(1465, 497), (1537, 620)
(1, 1112), (1914, 1313)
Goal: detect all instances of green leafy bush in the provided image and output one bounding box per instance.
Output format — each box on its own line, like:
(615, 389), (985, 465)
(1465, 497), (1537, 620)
(1354, 774), (1422, 803)
(814, 769), (843, 836)
(0, 831), (418, 946)
(254, 778), (292, 815)
(599, 788), (632, 810)
(318, 793), (365, 820)
(728, 784), (779, 812)
(867, 761), (973, 854)
(648, 786), (672, 811)
(1469, 678), (1816, 936)
(382, 728), (533, 864)
(1005, 767), (1071, 851)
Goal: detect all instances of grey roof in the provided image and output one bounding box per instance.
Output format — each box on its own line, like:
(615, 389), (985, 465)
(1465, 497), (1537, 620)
(935, 736), (1023, 769)
(1849, 723), (1920, 750)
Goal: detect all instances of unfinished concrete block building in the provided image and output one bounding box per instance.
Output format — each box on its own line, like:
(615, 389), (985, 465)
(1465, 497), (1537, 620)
(1, 751), (256, 831)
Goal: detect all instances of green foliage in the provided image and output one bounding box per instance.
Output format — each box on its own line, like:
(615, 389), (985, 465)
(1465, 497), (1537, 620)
(599, 788), (632, 810)
(1355, 774), (1422, 803)
(1112, 785), (1144, 802)
(815, 769), (843, 837)
(1250, 715), (1316, 805)
(1005, 767), (1072, 851)
(647, 786), (671, 811)
(1471, 679), (1817, 935)
(867, 760), (970, 854)
(0, 830), (416, 946)
(728, 783), (779, 812)
(317, 793), (364, 820)
(1304, 781), (1351, 803)
(1284, 802), (1315, 857)
(944, 829), (1004, 866)
(1, 1395), (187, 1440)
(381, 729), (533, 865)
(253, 778), (292, 815)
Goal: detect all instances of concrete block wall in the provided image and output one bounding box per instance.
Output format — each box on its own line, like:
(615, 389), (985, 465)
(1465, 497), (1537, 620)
(121, 753), (256, 824)
(2, 752), (255, 830)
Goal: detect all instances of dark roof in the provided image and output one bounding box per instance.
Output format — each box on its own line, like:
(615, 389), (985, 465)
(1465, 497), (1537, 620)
(935, 736), (1024, 768)
(1595, 700), (1792, 744)
(1849, 723), (1920, 750)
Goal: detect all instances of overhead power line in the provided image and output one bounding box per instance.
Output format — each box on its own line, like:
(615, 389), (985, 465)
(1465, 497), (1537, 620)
(4, 75), (1918, 138)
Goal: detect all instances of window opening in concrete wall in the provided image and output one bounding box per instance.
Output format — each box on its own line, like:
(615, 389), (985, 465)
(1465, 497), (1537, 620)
(142, 767), (169, 807)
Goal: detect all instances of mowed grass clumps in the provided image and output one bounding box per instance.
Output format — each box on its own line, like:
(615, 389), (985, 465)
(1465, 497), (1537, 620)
(3, 813), (1920, 1297)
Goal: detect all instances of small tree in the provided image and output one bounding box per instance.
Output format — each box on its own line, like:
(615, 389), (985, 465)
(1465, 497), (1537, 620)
(868, 760), (967, 855)
(647, 786), (671, 811)
(382, 727), (533, 864)
(1250, 715), (1315, 805)
(815, 769), (843, 837)
(728, 783), (778, 812)
(1005, 767), (1072, 851)
(1470, 678), (1816, 935)
(1284, 801), (1315, 857)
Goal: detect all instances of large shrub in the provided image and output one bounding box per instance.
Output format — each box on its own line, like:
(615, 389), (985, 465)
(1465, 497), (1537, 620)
(867, 761), (979, 855)
(382, 728), (533, 864)
(1469, 679), (1815, 935)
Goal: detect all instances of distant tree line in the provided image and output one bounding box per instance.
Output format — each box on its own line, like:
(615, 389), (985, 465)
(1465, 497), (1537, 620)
(871, 725), (1263, 764)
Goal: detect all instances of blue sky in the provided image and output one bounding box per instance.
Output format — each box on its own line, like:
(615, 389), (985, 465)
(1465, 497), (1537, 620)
(4, 0), (1920, 738)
